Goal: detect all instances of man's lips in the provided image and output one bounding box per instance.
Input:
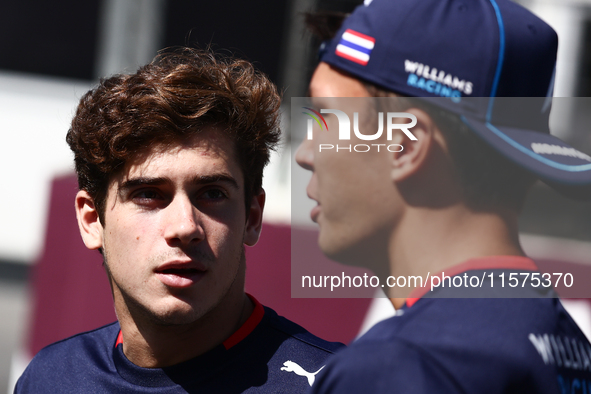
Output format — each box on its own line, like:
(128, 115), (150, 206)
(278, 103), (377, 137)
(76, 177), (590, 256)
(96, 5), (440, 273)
(306, 187), (321, 223)
(310, 204), (321, 222)
(154, 261), (206, 288)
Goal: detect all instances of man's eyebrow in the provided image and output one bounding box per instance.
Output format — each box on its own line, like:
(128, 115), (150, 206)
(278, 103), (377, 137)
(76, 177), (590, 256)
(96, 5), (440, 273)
(192, 174), (239, 190)
(118, 174), (240, 194)
(118, 177), (169, 194)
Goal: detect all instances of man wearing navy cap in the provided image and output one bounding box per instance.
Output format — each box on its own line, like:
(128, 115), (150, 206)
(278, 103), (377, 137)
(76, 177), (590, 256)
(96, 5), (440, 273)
(297, 0), (591, 392)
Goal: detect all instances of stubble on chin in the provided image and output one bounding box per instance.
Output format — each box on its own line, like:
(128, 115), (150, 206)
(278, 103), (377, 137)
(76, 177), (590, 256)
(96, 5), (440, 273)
(103, 244), (247, 328)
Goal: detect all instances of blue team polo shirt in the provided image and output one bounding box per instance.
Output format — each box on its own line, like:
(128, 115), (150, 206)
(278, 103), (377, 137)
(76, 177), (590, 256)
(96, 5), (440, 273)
(16, 295), (344, 393)
(311, 256), (591, 394)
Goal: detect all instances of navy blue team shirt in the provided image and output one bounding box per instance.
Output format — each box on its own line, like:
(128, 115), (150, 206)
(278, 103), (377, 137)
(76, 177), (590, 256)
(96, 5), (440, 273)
(16, 296), (344, 393)
(310, 256), (591, 394)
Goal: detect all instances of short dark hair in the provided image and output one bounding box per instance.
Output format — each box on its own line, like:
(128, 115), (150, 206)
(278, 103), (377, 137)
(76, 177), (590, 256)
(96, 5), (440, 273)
(67, 47), (281, 223)
(306, 13), (535, 212)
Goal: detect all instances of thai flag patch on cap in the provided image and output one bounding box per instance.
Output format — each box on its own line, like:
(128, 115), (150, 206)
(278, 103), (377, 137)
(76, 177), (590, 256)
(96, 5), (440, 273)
(335, 29), (375, 66)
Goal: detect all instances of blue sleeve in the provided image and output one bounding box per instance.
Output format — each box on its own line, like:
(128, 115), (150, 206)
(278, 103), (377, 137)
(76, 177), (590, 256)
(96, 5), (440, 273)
(309, 340), (465, 394)
(13, 378), (22, 394)
(12, 356), (54, 394)
(13, 364), (36, 394)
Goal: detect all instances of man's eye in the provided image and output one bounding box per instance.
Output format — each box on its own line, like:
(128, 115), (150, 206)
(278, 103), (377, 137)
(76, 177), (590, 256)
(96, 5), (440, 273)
(201, 189), (227, 200)
(132, 190), (162, 201)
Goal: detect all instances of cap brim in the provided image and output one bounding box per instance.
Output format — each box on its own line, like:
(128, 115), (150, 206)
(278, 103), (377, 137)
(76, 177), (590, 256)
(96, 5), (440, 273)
(461, 115), (591, 200)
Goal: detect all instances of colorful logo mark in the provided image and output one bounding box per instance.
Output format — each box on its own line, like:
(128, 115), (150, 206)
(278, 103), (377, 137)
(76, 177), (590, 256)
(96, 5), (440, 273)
(302, 107), (329, 132)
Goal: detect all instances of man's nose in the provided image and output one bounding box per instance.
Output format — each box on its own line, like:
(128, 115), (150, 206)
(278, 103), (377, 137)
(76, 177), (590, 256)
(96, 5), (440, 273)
(163, 195), (204, 246)
(295, 139), (315, 171)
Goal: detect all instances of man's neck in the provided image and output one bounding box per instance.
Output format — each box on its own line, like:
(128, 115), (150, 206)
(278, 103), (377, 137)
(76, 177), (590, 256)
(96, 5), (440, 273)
(115, 289), (254, 368)
(387, 203), (524, 304)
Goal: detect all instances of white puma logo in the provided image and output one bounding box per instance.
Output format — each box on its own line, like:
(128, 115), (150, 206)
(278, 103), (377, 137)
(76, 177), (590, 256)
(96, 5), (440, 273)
(280, 360), (325, 386)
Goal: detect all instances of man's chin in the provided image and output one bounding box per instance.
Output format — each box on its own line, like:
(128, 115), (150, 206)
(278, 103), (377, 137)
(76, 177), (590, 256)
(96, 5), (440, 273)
(144, 298), (209, 326)
(319, 237), (389, 277)
(148, 307), (204, 326)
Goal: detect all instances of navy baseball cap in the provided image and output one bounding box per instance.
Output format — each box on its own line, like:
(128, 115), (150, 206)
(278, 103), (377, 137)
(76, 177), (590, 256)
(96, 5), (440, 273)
(319, 0), (591, 199)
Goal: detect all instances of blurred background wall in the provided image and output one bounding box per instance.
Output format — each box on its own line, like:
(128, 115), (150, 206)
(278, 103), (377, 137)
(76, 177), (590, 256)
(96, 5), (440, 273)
(2, 0), (591, 392)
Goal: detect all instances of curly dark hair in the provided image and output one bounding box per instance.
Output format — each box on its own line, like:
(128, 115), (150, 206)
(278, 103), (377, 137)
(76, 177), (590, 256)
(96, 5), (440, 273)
(66, 48), (281, 223)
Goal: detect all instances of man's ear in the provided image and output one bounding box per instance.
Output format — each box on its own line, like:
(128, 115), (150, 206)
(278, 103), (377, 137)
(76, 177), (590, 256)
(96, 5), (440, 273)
(75, 190), (104, 250)
(243, 189), (266, 247)
(390, 107), (436, 182)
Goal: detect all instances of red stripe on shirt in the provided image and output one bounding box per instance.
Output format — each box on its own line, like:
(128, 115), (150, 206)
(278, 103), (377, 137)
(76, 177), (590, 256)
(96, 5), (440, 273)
(115, 330), (123, 347)
(223, 294), (265, 350)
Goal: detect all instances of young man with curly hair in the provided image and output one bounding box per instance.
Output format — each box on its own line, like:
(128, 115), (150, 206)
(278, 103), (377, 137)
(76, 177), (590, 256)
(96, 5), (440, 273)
(15, 48), (341, 393)
(296, 0), (591, 392)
